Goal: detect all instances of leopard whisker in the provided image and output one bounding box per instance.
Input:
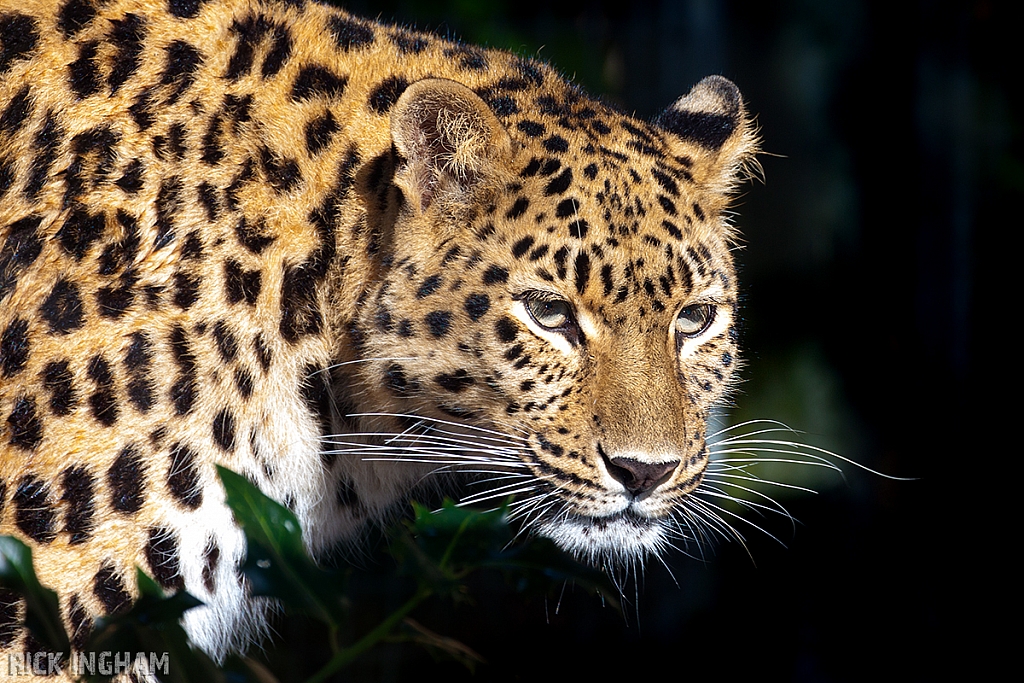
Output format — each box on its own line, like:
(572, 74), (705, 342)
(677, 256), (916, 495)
(348, 412), (534, 444)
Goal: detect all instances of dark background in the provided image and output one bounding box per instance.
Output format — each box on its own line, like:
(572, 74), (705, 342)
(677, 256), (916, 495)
(288, 1), (1013, 680)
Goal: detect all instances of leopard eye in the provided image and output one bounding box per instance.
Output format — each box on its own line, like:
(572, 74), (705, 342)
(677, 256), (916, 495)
(526, 298), (573, 330)
(675, 303), (715, 338)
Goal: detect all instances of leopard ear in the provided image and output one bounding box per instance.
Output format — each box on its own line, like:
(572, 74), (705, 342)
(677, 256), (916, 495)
(654, 75), (759, 194)
(391, 78), (514, 213)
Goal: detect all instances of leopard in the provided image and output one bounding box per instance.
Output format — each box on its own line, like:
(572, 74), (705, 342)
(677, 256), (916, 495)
(0, 0), (759, 669)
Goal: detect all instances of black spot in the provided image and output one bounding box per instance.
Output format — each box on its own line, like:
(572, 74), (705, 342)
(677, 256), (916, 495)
(108, 444), (146, 514)
(1, 318), (29, 377)
(300, 364), (333, 450)
(14, 476), (55, 542)
(93, 563), (131, 615)
(543, 135), (569, 153)
(485, 94), (518, 116)
(651, 168), (679, 196)
(529, 245), (549, 261)
(96, 283), (135, 319)
(193, 183), (220, 222)
(583, 163), (598, 180)
(425, 311), (452, 338)
(154, 177), (183, 249)
(436, 369), (474, 393)
(601, 264), (614, 296)
(504, 343), (523, 361)
(505, 197), (529, 220)
(25, 112), (66, 199)
(569, 219), (589, 239)
(146, 527), (185, 591)
(540, 158), (561, 176)
(292, 64), (347, 101)
(87, 355), (118, 426)
(61, 466), (95, 544)
(115, 158), (144, 193)
(124, 86), (158, 132)
(259, 146), (302, 192)
(40, 279), (83, 335)
(164, 122), (188, 160)
(56, 208), (104, 260)
(124, 333), (154, 412)
(225, 259), (262, 306)
(495, 317), (518, 343)
(235, 216), (276, 254)
(384, 363), (414, 396)
(201, 113), (225, 165)
(305, 111), (339, 155)
(517, 120), (545, 138)
(417, 274), (442, 298)
(329, 16), (375, 50)
(161, 40), (203, 104)
(555, 198), (579, 219)
(446, 45), (487, 71)
(0, 85), (32, 136)
(67, 594), (92, 651)
(173, 271), (201, 309)
(58, 0), (95, 37)
(367, 76), (409, 114)
(1, 215), (43, 298)
(663, 220), (683, 240)
(169, 328), (197, 416)
(212, 409), (236, 452)
(167, 442), (203, 509)
(657, 195), (677, 217)
(68, 40), (100, 99)
(511, 236), (535, 259)
(0, 13), (38, 76)
(483, 265), (509, 285)
(553, 246), (569, 279)
(212, 321), (238, 361)
(168, 0), (207, 20)
(40, 360), (76, 416)
(202, 538), (220, 593)
(545, 167), (573, 195)
(464, 293), (490, 321)
(693, 202), (706, 221)
(234, 368), (254, 398)
(574, 251), (591, 295)
(375, 305), (393, 332)
(279, 264), (321, 340)
(254, 333), (272, 370)
(107, 13), (146, 93)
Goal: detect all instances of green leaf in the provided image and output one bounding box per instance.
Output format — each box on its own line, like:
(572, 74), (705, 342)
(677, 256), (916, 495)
(0, 535), (71, 655)
(393, 500), (620, 610)
(217, 466), (347, 627)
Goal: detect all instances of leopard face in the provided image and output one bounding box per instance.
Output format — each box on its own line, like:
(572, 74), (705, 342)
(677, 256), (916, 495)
(355, 78), (750, 564)
(0, 0), (757, 657)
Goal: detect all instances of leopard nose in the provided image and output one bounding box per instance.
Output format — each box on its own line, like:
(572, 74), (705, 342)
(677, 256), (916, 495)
(605, 457), (680, 495)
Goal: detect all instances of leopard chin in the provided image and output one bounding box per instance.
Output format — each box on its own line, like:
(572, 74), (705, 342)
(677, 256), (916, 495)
(537, 511), (673, 565)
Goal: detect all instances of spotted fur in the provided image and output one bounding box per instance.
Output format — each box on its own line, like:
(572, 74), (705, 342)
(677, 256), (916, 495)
(0, 0), (758, 666)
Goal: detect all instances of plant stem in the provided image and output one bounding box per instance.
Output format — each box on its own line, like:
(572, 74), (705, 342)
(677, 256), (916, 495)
(304, 586), (431, 683)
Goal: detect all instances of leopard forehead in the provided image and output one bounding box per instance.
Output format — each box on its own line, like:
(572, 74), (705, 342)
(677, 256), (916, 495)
(0, 0), (757, 660)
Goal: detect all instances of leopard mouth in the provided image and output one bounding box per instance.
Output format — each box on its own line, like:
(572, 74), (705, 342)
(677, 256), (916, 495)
(535, 508), (671, 564)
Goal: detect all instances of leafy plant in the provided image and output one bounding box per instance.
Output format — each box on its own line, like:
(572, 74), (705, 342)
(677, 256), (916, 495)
(0, 467), (616, 681)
